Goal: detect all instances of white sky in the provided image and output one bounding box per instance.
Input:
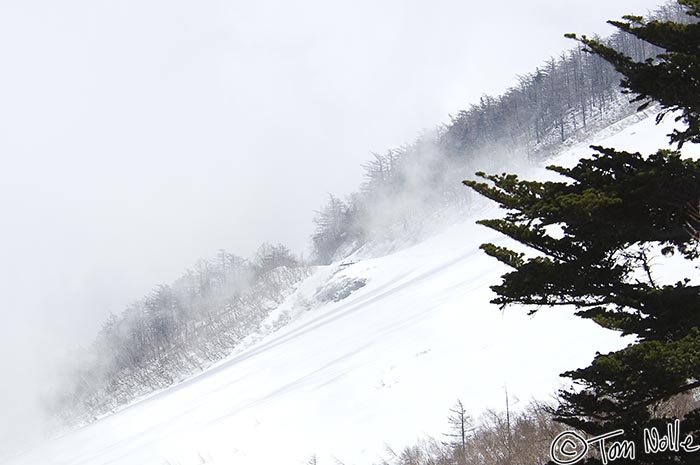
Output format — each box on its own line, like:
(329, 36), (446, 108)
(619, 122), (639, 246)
(0, 0), (665, 446)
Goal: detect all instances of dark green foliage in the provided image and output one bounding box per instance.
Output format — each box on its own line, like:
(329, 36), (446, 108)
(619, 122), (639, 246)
(467, 149), (700, 313)
(465, 2), (700, 464)
(466, 151), (700, 454)
(566, 1), (700, 147)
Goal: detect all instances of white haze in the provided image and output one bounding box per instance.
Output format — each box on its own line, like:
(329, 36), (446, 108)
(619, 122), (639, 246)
(0, 0), (665, 452)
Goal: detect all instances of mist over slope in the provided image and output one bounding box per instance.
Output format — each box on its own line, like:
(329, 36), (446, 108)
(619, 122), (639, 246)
(4, 4), (695, 460)
(3, 110), (692, 465)
(18, 3), (693, 451)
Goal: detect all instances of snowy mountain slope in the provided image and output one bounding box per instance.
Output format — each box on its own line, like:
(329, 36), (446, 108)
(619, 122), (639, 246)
(5, 112), (693, 465)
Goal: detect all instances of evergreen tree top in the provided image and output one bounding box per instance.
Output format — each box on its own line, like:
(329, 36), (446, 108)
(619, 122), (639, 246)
(566, 1), (700, 147)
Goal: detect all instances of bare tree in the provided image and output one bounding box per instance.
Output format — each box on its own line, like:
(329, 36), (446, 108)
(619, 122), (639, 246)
(444, 399), (472, 463)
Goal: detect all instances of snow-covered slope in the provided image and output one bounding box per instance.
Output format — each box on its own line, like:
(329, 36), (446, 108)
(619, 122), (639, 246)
(5, 112), (693, 465)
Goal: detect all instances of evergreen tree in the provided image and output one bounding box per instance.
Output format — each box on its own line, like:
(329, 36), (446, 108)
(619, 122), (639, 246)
(565, 0), (700, 148)
(464, 2), (700, 464)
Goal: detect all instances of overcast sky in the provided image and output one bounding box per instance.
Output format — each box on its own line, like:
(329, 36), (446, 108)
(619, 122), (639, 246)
(0, 0), (665, 447)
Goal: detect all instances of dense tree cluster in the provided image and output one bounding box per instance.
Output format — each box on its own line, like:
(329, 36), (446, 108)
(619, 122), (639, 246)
(50, 244), (308, 424)
(311, 194), (361, 265)
(309, 2), (687, 265)
(443, 1), (691, 158)
(567, 1), (700, 148)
